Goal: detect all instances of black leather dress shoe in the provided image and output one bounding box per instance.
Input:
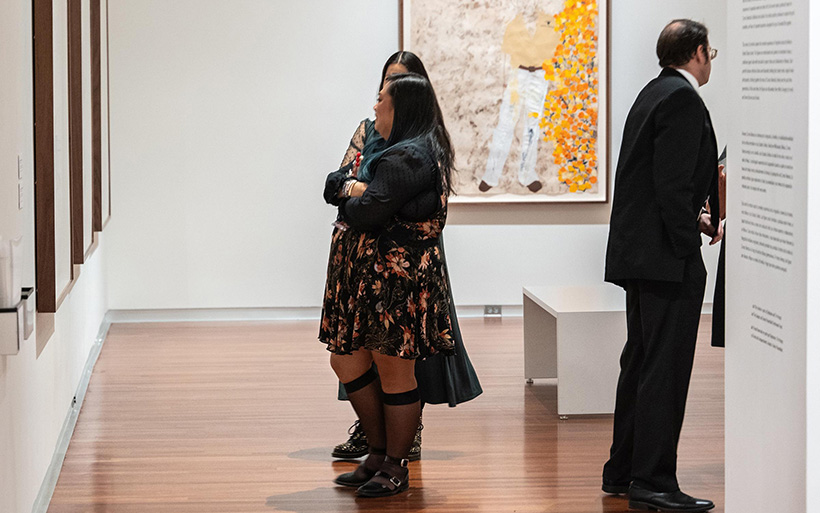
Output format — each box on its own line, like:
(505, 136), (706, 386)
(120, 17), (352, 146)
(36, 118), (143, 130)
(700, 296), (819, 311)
(602, 479), (630, 494)
(628, 485), (714, 512)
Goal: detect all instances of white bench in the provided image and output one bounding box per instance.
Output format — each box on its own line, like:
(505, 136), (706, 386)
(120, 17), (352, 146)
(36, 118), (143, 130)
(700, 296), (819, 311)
(523, 285), (627, 416)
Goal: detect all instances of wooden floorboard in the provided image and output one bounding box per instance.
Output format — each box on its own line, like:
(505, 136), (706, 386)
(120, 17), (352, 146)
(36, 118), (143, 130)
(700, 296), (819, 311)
(48, 316), (724, 513)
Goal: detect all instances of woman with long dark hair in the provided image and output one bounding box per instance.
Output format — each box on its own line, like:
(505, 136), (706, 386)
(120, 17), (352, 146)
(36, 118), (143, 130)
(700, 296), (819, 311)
(319, 72), (458, 497)
(328, 52), (481, 463)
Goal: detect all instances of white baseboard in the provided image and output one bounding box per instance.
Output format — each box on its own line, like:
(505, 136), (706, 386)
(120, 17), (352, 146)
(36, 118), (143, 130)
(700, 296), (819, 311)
(32, 314), (112, 513)
(455, 304), (523, 318)
(106, 304), (525, 323)
(107, 307), (323, 323)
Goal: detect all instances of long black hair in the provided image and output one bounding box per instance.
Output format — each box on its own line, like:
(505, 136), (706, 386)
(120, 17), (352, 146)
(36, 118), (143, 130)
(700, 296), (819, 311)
(379, 51), (430, 90)
(383, 72), (455, 195)
(360, 51), (446, 184)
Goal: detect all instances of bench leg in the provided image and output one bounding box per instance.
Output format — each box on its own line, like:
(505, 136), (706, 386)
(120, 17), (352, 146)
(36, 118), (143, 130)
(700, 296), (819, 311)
(523, 295), (558, 381)
(556, 311), (625, 415)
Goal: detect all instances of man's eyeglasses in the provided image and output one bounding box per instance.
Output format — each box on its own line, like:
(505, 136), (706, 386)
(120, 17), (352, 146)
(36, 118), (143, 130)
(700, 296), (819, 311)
(709, 47), (718, 60)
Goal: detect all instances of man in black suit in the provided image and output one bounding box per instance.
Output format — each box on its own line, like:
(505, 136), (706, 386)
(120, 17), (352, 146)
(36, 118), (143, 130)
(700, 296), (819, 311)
(602, 19), (722, 512)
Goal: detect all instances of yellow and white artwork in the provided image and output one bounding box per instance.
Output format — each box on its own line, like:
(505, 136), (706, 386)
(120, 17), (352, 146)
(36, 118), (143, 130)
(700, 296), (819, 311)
(403, 0), (607, 202)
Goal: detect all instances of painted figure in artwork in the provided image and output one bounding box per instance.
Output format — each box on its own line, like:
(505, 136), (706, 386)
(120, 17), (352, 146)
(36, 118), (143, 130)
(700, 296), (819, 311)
(479, 1), (560, 193)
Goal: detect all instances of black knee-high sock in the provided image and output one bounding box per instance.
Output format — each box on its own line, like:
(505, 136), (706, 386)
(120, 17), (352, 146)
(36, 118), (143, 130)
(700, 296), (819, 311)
(383, 389), (421, 461)
(343, 368), (386, 453)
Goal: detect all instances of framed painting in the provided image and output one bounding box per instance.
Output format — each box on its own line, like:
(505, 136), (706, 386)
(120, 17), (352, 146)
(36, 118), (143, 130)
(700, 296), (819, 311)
(401, 0), (609, 203)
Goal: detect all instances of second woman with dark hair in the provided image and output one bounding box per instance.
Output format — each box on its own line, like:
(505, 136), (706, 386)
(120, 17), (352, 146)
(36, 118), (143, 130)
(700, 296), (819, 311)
(320, 73), (457, 497)
(329, 51), (482, 462)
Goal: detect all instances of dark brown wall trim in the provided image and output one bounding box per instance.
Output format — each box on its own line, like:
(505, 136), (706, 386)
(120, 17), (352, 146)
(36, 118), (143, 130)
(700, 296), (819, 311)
(68, 0), (84, 265)
(398, 0), (404, 50)
(105, 0), (112, 221)
(33, 0), (57, 313)
(91, 0), (103, 232)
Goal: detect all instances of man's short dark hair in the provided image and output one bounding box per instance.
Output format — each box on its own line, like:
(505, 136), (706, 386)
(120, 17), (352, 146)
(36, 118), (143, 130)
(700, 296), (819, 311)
(656, 19), (709, 68)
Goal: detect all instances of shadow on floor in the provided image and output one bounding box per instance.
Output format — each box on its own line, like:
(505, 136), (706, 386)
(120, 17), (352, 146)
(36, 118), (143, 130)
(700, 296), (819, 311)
(265, 486), (448, 513)
(287, 447), (465, 462)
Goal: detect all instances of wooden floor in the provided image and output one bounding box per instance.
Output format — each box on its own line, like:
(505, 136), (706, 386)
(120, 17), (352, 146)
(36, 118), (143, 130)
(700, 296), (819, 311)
(48, 317), (724, 513)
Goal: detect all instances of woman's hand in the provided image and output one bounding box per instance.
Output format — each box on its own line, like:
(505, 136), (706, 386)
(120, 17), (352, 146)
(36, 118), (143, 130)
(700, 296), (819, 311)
(349, 182), (367, 197)
(337, 179), (368, 199)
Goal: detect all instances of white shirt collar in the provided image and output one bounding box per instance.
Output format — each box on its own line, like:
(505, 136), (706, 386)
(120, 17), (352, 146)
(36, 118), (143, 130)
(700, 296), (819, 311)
(672, 67), (700, 92)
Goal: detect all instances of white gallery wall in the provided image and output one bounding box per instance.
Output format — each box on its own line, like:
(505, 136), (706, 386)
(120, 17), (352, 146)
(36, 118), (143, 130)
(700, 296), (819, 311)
(105, 0), (402, 309)
(724, 1), (819, 511)
(809, 3), (820, 508)
(806, 1), (820, 504)
(0, 1), (110, 511)
(105, 0), (725, 311)
(53, 0), (73, 296)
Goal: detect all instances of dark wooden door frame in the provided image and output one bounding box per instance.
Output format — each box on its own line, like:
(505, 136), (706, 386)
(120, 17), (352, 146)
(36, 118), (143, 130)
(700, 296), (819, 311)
(33, 0), (56, 313)
(92, 0), (103, 232)
(105, 0), (112, 223)
(68, 0), (84, 265)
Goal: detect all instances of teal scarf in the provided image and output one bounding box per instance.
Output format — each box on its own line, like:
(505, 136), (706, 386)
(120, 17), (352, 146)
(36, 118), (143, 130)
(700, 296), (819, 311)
(357, 119), (389, 184)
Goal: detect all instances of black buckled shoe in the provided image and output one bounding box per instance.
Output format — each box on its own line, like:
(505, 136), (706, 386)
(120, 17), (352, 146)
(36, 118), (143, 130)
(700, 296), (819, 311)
(407, 419), (423, 461)
(331, 420), (369, 459)
(334, 450), (385, 488)
(628, 485), (715, 512)
(333, 463), (378, 488)
(356, 458), (410, 498)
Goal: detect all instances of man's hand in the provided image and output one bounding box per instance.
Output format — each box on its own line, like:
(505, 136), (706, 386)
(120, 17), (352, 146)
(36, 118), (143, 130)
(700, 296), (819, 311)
(710, 219), (724, 245)
(699, 211), (724, 245)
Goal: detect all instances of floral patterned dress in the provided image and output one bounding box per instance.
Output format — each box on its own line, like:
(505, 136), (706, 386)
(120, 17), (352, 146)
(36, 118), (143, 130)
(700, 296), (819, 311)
(319, 143), (455, 360)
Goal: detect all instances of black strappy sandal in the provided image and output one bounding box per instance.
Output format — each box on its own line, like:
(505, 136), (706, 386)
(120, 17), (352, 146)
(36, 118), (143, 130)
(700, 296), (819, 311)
(355, 458), (409, 498)
(334, 449), (385, 487)
(334, 465), (378, 487)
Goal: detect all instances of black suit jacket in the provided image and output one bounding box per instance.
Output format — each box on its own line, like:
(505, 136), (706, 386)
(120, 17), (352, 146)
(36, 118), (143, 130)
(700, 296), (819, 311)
(605, 68), (720, 285)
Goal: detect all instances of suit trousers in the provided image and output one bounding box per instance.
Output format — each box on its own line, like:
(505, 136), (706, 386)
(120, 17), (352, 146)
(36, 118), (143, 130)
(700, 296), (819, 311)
(603, 252), (707, 492)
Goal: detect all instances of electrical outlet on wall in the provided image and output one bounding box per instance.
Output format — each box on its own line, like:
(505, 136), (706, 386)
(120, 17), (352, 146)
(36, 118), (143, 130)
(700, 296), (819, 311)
(484, 305), (502, 316)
